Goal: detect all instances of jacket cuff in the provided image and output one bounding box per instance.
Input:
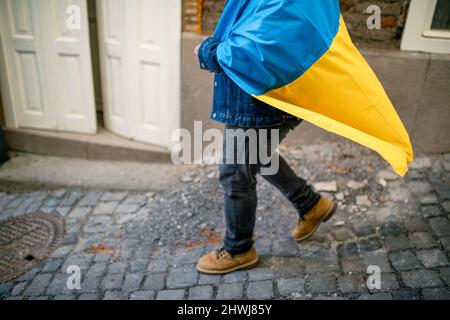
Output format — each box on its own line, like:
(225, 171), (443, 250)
(198, 37), (223, 73)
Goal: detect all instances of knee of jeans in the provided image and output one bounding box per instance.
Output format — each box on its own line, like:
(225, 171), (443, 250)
(225, 180), (256, 198)
(220, 167), (256, 198)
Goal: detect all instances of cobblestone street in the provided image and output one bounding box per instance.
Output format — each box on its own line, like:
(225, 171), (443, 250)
(0, 141), (449, 300)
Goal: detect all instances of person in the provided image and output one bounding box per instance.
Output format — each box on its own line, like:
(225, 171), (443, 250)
(193, 4), (338, 275)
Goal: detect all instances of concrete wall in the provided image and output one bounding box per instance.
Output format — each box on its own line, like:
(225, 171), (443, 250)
(181, 33), (222, 138)
(181, 33), (450, 154)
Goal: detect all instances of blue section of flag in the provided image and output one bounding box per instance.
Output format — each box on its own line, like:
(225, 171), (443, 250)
(213, 0), (341, 95)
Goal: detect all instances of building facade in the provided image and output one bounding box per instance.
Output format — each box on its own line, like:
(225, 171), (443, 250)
(0, 0), (449, 161)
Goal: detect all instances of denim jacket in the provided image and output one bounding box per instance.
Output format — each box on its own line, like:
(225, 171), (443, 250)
(198, 37), (296, 128)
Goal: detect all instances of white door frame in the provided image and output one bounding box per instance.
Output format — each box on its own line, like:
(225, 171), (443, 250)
(165, 0), (182, 149)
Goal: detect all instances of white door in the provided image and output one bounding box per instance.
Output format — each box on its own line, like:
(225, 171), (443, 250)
(96, 0), (130, 138)
(0, 0), (53, 130)
(97, 0), (181, 148)
(0, 0), (97, 134)
(47, 0), (97, 133)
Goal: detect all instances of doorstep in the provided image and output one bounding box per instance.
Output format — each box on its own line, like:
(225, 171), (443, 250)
(3, 127), (172, 163)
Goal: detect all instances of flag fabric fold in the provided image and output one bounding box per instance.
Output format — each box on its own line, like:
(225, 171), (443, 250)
(212, 0), (413, 176)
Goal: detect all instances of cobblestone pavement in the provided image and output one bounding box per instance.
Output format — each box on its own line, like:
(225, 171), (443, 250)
(0, 142), (450, 300)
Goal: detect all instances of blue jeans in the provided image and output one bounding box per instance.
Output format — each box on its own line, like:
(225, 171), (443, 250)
(219, 119), (321, 254)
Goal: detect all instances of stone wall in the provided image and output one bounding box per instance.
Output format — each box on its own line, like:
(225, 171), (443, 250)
(182, 0), (410, 49)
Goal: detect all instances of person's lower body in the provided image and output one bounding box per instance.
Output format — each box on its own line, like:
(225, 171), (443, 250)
(197, 119), (337, 274)
(219, 119), (320, 254)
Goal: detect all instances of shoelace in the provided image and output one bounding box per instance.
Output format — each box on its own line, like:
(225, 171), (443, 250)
(215, 248), (229, 259)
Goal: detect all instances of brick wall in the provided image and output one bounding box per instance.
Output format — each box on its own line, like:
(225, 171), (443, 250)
(182, 0), (410, 49)
(182, 0), (199, 32)
(341, 0), (410, 49)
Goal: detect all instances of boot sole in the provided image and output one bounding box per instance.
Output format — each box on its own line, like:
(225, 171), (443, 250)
(294, 201), (338, 242)
(196, 256), (260, 275)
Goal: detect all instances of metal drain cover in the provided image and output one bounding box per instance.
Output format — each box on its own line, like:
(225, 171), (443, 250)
(0, 213), (65, 283)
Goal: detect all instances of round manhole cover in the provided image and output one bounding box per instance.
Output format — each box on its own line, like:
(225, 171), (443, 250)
(0, 213), (65, 283)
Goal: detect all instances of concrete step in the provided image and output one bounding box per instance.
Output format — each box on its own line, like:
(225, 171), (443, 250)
(3, 127), (172, 163)
(0, 152), (195, 192)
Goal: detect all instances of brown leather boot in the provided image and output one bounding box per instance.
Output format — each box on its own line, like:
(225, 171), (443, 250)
(292, 196), (338, 242)
(197, 247), (259, 275)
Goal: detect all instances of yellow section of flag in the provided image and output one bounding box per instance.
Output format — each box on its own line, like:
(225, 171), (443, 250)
(256, 17), (413, 176)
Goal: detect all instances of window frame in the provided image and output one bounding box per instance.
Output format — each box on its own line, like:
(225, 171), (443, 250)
(401, 0), (450, 53)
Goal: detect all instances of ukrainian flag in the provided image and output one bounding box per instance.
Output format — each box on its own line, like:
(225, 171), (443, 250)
(213, 0), (413, 176)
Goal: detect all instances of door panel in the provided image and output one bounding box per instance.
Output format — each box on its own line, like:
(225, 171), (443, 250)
(49, 0), (97, 133)
(0, 0), (96, 133)
(97, 0), (181, 148)
(132, 0), (164, 144)
(0, 0), (54, 129)
(97, 0), (130, 137)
